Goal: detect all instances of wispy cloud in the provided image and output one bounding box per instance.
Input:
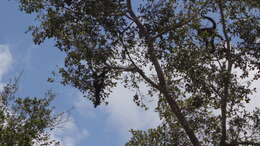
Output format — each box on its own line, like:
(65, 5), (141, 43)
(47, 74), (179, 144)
(105, 84), (161, 138)
(244, 70), (260, 111)
(73, 93), (97, 119)
(0, 44), (12, 81)
(73, 83), (161, 142)
(54, 114), (90, 146)
(0, 44), (12, 91)
(72, 77), (161, 143)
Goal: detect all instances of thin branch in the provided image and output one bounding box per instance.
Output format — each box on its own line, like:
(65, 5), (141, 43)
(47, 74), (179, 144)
(126, 1), (201, 145)
(126, 49), (160, 89)
(151, 17), (195, 41)
(204, 81), (224, 99)
(126, 0), (148, 37)
(104, 63), (136, 72)
(151, 2), (209, 41)
(117, 37), (160, 89)
(218, 1), (233, 145)
(112, 21), (134, 46)
(146, 16), (202, 146)
(236, 141), (260, 145)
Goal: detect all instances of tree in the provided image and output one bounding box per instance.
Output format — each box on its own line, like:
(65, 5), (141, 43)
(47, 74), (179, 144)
(17, 0), (259, 145)
(0, 80), (61, 145)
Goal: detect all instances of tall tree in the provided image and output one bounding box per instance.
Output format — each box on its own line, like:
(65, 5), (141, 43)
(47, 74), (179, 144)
(0, 80), (61, 145)
(17, 0), (259, 145)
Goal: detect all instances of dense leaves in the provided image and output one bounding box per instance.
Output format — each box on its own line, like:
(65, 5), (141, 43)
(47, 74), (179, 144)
(17, 0), (260, 145)
(0, 81), (60, 145)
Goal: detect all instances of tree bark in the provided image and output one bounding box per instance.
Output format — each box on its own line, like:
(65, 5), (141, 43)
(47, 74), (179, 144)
(126, 1), (201, 145)
(218, 1), (232, 145)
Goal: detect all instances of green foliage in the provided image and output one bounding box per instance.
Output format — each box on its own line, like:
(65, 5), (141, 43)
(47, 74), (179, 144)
(126, 122), (191, 146)
(0, 81), (60, 145)
(17, 0), (260, 145)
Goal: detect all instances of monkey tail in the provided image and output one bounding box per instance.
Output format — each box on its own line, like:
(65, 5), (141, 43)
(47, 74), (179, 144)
(202, 15), (216, 29)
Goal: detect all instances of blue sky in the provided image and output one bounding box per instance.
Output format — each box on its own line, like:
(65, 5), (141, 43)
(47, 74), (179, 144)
(0, 1), (160, 146)
(0, 1), (259, 146)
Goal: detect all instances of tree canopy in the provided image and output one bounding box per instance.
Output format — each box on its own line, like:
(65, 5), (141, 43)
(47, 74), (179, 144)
(0, 80), (60, 145)
(17, 0), (259, 145)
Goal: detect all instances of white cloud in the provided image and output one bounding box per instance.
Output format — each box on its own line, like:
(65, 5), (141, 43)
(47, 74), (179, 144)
(102, 58), (161, 138)
(255, 37), (260, 43)
(73, 83), (161, 141)
(0, 44), (12, 81)
(54, 115), (90, 146)
(73, 93), (97, 119)
(105, 84), (161, 140)
(0, 44), (12, 105)
(72, 51), (163, 140)
(73, 76), (259, 143)
(70, 44), (161, 139)
(246, 78), (260, 111)
(235, 69), (260, 111)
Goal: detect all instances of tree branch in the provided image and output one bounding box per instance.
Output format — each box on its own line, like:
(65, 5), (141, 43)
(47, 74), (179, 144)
(117, 37), (160, 89)
(147, 43), (201, 146)
(218, 1), (233, 145)
(151, 17), (194, 41)
(126, 1), (201, 145)
(126, 0), (148, 37)
(237, 141), (260, 145)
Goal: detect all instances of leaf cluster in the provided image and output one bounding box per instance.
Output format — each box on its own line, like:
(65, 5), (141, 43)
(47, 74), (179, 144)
(0, 81), (60, 146)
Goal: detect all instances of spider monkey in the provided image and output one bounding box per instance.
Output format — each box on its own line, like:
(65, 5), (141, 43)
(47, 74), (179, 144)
(93, 69), (108, 108)
(198, 15), (223, 53)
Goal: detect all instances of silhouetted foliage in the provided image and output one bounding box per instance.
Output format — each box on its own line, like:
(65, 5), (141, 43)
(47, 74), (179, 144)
(0, 80), (61, 145)
(17, 0), (259, 145)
